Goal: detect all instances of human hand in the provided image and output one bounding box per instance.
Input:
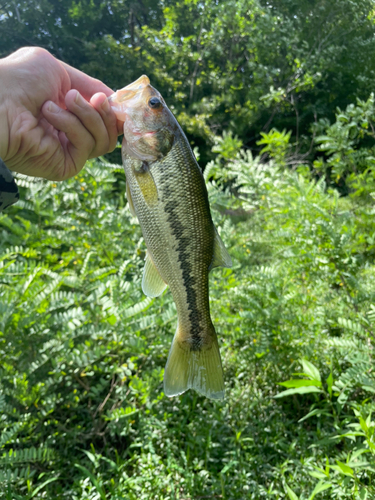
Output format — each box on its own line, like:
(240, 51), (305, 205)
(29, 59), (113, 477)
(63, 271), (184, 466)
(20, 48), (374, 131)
(0, 47), (120, 181)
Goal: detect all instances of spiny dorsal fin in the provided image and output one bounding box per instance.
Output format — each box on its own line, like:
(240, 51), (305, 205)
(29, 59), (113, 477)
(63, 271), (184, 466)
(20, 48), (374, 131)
(142, 251), (167, 298)
(126, 182), (137, 218)
(209, 227), (232, 271)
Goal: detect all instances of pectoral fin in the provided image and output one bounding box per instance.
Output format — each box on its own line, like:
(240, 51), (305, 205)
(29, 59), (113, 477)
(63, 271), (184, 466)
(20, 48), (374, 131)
(126, 182), (137, 218)
(142, 251), (167, 297)
(134, 166), (158, 208)
(209, 227), (232, 270)
(126, 165), (158, 215)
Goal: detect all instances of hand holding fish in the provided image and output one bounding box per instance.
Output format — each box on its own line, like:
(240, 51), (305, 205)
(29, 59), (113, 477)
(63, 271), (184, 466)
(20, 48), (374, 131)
(110, 76), (232, 400)
(0, 47), (119, 180)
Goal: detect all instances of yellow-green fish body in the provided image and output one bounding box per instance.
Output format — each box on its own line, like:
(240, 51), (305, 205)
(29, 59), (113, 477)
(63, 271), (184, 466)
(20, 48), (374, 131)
(109, 76), (232, 399)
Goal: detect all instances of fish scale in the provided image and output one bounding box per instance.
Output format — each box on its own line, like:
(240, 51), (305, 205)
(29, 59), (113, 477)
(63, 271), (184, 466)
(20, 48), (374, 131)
(110, 75), (232, 399)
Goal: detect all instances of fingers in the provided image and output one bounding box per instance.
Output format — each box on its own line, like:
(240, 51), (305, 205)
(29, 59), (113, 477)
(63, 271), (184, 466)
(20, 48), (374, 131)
(61, 63), (122, 133)
(42, 99), (95, 179)
(65, 89), (118, 159)
(93, 92), (124, 135)
(41, 90), (119, 179)
(89, 92), (119, 153)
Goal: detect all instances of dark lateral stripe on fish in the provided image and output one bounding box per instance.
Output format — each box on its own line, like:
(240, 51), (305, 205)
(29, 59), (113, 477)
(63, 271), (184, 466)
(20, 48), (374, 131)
(163, 198), (204, 350)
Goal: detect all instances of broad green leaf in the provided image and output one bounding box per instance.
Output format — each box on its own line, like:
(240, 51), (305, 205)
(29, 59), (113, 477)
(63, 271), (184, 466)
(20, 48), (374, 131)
(30, 477), (59, 498)
(299, 409), (331, 422)
(307, 481), (332, 500)
(350, 448), (371, 461)
(335, 461), (354, 477)
(275, 386), (322, 398)
(279, 379), (322, 388)
(360, 487), (368, 500)
(301, 359), (321, 382)
(285, 484), (299, 500)
(359, 416), (369, 433)
(308, 471), (327, 479)
(82, 450), (98, 465)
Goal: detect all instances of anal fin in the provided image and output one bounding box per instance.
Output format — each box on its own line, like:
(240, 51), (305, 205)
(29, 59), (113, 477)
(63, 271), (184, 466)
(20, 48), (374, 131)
(209, 227), (232, 270)
(142, 251), (167, 298)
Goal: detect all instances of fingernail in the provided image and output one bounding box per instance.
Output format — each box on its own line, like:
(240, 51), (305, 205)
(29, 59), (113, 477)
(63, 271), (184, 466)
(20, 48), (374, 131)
(74, 90), (85, 106)
(101, 98), (110, 112)
(47, 101), (60, 113)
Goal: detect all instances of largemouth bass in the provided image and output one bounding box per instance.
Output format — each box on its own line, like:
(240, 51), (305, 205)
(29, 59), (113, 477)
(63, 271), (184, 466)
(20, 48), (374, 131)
(109, 76), (232, 399)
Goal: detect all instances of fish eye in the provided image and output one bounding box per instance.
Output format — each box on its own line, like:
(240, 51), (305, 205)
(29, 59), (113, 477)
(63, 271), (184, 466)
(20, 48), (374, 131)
(148, 97), (162, 109)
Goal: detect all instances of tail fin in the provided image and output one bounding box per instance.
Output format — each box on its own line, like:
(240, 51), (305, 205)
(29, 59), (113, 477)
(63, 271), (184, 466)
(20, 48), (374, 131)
(163, 324), (225, 400)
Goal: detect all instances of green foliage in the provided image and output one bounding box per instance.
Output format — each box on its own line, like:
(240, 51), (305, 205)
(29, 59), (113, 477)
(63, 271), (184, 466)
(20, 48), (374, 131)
(257, 128), (292, 165)
(0, 148), (374, 498)
(314, 93), (375, 198)
(212, 132), (243, 161)
(278, 359), (375, 499)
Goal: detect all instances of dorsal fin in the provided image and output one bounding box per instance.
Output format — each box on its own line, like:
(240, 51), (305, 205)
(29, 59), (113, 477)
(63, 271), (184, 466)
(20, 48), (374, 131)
(209, 227), (232, 271)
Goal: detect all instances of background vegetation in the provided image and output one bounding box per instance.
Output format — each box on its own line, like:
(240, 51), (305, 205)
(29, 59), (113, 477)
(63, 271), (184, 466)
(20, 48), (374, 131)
(1, 0), (375, 498)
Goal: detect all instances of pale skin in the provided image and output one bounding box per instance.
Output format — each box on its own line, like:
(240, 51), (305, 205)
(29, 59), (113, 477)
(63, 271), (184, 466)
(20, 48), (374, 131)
(0, 46), (123, 181)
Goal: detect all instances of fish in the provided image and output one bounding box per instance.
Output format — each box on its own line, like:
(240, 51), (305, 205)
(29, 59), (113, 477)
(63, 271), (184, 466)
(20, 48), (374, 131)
(109, 76), (232, 400)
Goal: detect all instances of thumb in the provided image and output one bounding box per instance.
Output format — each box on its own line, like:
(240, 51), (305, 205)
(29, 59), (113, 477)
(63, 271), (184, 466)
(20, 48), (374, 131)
(62, 62), (114, 100)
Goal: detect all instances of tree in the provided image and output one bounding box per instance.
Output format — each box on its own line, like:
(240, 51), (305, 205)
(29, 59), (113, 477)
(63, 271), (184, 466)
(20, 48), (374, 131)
(1, 0), (375, 163)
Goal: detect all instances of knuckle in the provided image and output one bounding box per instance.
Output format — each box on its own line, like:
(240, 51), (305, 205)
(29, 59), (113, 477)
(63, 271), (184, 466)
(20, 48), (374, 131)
(16, 46), (52, 61)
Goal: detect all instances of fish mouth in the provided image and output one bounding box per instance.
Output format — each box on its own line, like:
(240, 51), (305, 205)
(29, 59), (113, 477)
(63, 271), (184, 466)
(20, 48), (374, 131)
(109, 75), (151, 109)
(122, 75), (150, 91)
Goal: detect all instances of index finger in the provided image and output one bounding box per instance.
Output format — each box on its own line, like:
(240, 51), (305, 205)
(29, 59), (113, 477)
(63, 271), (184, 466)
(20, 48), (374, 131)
(61, 62), (114, 100)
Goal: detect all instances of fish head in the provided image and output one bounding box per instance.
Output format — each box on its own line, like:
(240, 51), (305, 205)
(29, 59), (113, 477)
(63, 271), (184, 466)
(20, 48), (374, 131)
(109, 75), (177, 162)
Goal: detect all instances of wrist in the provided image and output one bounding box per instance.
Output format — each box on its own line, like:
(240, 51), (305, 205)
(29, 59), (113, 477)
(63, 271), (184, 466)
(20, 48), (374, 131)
(0, 59), (10, 162)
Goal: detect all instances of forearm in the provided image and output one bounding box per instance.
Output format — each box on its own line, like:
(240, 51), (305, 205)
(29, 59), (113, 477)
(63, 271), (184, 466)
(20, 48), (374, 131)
(0, 158), (19, 211)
